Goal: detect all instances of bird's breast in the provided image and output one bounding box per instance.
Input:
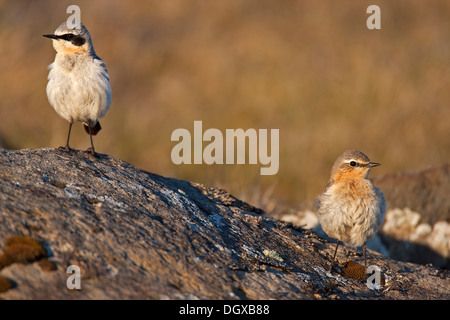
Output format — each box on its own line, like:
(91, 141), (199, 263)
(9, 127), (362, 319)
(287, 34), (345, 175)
(46, 55), (111, 123)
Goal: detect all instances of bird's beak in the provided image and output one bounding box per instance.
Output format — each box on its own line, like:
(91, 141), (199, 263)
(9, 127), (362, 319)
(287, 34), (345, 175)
(368, 162), (381, 168)
(43, 34), (60, 40)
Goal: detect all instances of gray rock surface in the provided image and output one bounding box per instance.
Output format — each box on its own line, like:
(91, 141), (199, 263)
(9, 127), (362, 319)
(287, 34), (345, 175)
(373, 164), (450, 225)
(373, 165), (450, 268)
(0, 148), (448, 299)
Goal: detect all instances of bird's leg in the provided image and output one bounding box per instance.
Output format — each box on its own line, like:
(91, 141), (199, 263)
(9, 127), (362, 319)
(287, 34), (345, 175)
(363, 242), (367, 271)
(59, 122), (73, 151)
(328, 240), (340, 271)
(86, 125), (96, 155)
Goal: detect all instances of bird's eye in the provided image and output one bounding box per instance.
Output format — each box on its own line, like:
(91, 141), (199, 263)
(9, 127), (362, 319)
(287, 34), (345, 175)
(350, 161), (356, 167)
(65, 34), (74, 40)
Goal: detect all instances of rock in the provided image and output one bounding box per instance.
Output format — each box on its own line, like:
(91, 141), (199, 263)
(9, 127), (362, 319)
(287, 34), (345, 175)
(373, 165), (450, 269)
(373, 164), (450, 225)
(0, 148), (448, 299)
(380, 208), (450, 268)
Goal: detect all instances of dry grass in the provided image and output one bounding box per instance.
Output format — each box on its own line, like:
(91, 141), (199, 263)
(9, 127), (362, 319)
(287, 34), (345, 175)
(0, 1), (449, 210)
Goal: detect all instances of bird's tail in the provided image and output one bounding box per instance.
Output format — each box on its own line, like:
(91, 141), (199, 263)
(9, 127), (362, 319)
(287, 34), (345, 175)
(84, 121), (102, 136)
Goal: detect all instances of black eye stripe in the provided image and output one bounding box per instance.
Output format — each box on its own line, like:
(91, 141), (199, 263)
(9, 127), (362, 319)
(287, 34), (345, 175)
(347, 161), (368, 168)
(58, 34), (73, 41)
(71, 35), (86, 46)
(59, 34), (86, 46)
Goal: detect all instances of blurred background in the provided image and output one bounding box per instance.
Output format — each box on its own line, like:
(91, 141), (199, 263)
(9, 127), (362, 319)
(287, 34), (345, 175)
(0, 0), (449, 213)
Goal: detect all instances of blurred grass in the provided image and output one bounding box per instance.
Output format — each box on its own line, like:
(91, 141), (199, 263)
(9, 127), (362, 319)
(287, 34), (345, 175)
(0, 0), (449, 212)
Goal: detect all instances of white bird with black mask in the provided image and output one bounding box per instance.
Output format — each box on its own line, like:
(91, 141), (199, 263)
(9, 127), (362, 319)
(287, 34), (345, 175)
(44, 20), (111, 155)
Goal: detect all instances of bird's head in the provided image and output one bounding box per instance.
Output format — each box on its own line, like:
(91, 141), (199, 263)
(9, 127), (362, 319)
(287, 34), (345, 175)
(330, 149), (380, 181)
(43, 21), (94, 55)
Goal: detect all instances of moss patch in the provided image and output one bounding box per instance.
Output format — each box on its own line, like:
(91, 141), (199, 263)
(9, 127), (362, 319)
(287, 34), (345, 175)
(0, 236), (54, 295)
(342, 261), (366, 280)
(37, 258), (57, 272)
(0, 236), (47, 269)
(0, 276), (13, 293)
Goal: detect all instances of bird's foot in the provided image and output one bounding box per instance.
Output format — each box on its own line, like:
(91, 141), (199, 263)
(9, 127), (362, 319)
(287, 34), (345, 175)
(58, 145), (73, 152)
(327, 261), (338, 272)
(327, 263), (333, 272)
(346, 250), (360, 258)
(86, 147), (99, 158)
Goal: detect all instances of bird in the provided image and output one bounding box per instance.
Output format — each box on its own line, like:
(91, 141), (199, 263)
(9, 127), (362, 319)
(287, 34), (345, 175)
(44, 21), (111, 155)
(315, 150), (385, 272)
